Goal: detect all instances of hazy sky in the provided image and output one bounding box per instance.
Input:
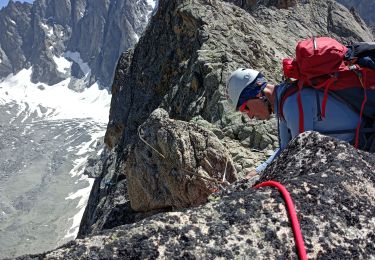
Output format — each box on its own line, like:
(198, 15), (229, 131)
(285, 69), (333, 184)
(0, 0), (34, 8)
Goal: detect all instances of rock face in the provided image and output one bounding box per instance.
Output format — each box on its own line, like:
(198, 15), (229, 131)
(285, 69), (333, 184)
(126, 108), (237, 212)
(0, 1), (32, 76)
(336, 0), (375, 28)
(13, 0), (375, 257)
(68, 0), (153, 87)
(78, 0), (374, 238)
(21, 132), (375, 259)
(0, 0), (154, 87)
(105, 0), (373, 155)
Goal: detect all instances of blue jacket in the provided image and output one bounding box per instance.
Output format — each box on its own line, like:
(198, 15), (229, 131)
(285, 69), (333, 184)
(256, 83), (360, 173)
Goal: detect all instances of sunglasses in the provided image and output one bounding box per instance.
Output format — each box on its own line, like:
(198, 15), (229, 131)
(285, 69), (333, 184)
(237, 95), (268, 114)
(238, 102), (250, 113)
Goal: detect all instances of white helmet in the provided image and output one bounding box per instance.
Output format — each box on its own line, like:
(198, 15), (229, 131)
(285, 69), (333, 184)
(226, 68), (260, 109)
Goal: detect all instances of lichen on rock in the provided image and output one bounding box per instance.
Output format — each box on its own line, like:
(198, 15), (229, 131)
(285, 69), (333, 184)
(126, 108), (237, 212)
(25, 132), (375, 259)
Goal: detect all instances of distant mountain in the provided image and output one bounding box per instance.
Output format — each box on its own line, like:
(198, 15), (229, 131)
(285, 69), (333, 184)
(0, 0), (156, 257)
(336, 0), (375, 29)
(0, 0), (156, 88)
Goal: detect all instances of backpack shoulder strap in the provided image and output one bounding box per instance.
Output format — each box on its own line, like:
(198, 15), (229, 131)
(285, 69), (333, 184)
(278, 82), (299, 120)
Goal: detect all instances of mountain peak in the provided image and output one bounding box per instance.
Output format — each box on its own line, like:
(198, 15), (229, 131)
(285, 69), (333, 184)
(0, 0), (156, 88)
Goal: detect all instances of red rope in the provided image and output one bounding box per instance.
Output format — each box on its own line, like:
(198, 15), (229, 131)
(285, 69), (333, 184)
(254, 181), (308, 260)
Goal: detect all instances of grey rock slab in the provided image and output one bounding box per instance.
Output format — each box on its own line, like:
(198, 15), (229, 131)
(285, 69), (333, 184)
(19, 132), (375, 259)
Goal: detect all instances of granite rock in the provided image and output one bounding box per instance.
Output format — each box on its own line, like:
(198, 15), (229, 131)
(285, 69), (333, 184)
(83, 0), (374, 238)
(20, 132), (375, 259)
(126, 108), (237, 212)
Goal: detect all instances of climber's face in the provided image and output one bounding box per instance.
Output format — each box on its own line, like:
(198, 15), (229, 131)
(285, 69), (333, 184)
(239, 95), (271, 120)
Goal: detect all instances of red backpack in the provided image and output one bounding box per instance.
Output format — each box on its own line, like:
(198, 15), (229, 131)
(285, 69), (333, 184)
(281, 37), (375, 148)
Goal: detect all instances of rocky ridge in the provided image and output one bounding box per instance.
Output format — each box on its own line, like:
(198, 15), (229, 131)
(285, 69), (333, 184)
(0, 0), (154, 87)
(19, 132), (375, 259)
(78, 0), (373, 237)
(16, 0), (375, 258)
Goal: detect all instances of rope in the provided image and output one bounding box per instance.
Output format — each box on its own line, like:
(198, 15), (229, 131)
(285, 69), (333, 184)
(137, 125), (229, 188)
(181, 168), (222, 184)
(138, 126), (166, 159)
(254, 181), (308, 260)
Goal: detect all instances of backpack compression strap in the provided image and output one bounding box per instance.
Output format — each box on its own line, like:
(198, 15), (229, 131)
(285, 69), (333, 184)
(351, 67), (368, 148)
(281, 68), (370, 146)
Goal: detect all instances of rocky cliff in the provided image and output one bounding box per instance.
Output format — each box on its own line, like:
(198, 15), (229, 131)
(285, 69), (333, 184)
(336, 0), (375, 29)
(76, 0), (374, 242)
(18, 0), (375, 258)
(0, 0), (154, 87)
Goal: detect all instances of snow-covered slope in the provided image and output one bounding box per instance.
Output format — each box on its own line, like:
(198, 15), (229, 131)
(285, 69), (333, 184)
(0, 68), (110, 122)
(0, 0), (157, 88)
(0, 0), (159, 257)
(0, 69), (110, 257)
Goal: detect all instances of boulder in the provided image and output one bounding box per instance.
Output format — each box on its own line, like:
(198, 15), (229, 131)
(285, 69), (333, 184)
(126, 108), (237, 211)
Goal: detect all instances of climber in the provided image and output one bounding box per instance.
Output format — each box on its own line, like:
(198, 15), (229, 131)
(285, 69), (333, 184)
(227, 38), (375, 175)
(226, 68), (361, 174)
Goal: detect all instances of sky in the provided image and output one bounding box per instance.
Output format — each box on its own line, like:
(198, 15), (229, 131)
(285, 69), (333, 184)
(0, 0), (34, 8)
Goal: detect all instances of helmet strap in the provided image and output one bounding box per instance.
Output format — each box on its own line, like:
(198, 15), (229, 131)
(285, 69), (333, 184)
(260, 90), (273, 114)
